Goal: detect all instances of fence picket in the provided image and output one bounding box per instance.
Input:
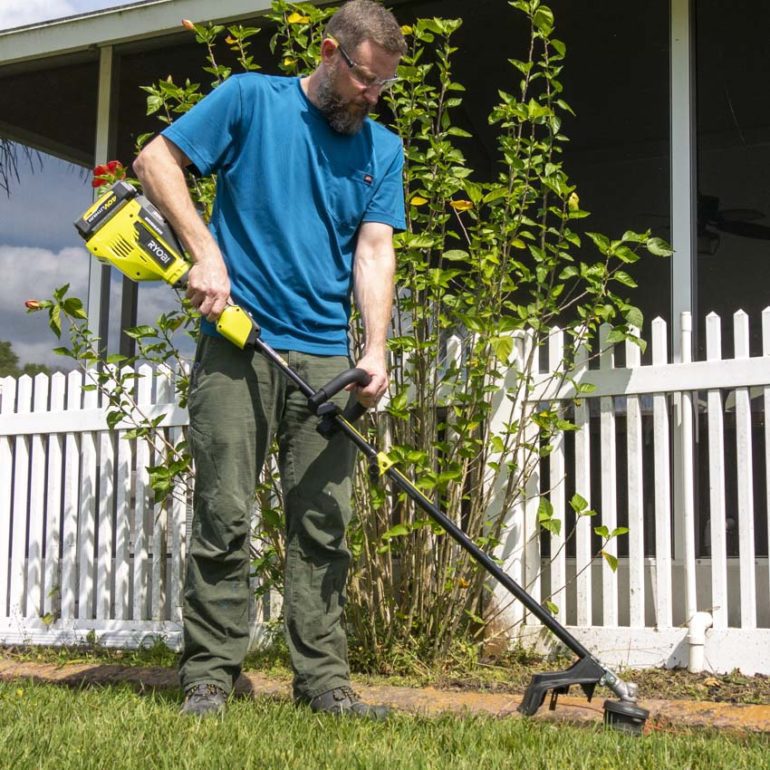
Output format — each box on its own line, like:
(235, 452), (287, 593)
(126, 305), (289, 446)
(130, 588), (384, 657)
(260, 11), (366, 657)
(547, 327), (567, 624)
(733, 311), (757, 628)
(78, 375), (98, 620)
(44, 373), (65, 620)
(513, 332), (539, 610)
(573, 336), (592, 626)
(96, 372), (116, 620)
(706, 313), (728, 628)
(0, 376), (17, 618)
(132, 366), (152, 620)
(114, 415), (132, 621)
(152, 366), (173, 621)
(625, 332), (645, 627)
(678, 314), (698, 623)
(599, 324), (618, 626)
(167, 364), (188, 625)
(60, 370), (82, 619)
(169, 423), (186, 624)
(502, 333), (531, 628)
(27, 373), (50, 618)
(9, 376), (32, 619)
(651, 319), (672, 627)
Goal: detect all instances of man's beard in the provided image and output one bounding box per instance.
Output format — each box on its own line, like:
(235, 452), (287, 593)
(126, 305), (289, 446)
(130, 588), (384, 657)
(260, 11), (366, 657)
(316, 73), (370, 135)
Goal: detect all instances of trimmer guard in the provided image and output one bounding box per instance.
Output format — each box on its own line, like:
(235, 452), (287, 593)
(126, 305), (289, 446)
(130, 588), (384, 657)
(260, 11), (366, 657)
(518, 655), (605, 716)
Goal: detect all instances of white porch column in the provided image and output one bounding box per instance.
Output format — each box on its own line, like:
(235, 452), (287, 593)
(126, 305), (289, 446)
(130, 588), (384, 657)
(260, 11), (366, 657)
(86, 44), (116, 354)
(670, 0), (696, 562)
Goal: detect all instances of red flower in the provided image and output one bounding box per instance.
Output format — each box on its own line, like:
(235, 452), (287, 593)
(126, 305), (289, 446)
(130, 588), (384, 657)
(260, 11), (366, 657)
(92, 160), (125, 188)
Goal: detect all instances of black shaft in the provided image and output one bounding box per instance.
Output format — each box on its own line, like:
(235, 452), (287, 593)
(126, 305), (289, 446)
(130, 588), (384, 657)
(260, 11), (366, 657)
(335, 418), (596, 662)
(252, 335), (597, 664)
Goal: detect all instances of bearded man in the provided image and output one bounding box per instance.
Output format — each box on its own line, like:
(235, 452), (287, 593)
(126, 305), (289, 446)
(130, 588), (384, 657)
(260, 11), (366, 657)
(133, 0), (406, 718)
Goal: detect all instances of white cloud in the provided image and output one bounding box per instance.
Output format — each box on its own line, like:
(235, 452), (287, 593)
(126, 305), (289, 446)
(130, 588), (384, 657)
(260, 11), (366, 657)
(0, 1), (75, 30)
(0, 243), (196, 369)
(0, 244), (90, 368)
(0, 0), (128, 31)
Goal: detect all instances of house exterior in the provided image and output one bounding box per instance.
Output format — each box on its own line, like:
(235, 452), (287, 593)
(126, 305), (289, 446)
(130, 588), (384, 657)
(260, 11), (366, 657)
(1, 0), (768, 674)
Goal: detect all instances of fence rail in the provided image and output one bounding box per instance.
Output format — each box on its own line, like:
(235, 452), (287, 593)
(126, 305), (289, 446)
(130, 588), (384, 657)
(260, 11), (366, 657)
(2, 310), (770, 673)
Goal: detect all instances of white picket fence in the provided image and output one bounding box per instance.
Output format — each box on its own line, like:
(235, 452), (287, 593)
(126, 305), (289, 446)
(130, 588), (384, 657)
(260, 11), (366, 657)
(0, 364), (187, 647)
(491, 309), (770, 675)
(1, 309), (769, 673)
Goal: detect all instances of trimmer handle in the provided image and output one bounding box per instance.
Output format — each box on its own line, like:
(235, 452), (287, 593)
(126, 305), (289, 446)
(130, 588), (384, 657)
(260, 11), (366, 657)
(309, 368), (372, 422)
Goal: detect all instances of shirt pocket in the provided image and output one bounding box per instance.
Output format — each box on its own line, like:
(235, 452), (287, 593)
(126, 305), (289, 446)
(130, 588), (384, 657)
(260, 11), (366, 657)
(325, 164), (376, 234)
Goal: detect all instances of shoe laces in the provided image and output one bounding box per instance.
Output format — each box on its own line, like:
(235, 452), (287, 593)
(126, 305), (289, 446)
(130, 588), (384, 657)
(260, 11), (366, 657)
(187, 684), (224, 701)
(337, 685), (359, 702)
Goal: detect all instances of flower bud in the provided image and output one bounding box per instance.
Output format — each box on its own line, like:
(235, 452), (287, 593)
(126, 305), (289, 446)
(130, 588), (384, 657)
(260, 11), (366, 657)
(181, 19), (195, 31)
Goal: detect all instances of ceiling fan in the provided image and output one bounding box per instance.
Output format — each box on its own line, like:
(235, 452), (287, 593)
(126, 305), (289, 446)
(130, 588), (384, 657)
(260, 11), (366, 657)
(698, 194), (770, 255)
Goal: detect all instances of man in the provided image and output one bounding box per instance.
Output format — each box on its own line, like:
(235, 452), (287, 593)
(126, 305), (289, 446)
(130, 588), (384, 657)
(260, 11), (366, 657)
(133, 0), (406, 718)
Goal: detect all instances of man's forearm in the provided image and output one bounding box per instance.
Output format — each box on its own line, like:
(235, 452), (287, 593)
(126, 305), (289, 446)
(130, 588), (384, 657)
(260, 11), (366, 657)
(354, 236), (395, 357)
(133, 135), (230, 319)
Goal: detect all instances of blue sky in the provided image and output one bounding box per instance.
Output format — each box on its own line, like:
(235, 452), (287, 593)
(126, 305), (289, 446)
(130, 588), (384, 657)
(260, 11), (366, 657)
(1, 1), (187, 369)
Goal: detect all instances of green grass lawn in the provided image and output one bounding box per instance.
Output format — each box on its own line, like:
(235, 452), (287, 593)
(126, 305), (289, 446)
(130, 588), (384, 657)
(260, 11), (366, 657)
(1, 680), (768, 770)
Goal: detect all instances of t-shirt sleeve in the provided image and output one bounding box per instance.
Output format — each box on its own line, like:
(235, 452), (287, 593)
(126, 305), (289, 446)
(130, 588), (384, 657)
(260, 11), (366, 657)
(161, 76), (244, 176)
(362, 141), (406, 232)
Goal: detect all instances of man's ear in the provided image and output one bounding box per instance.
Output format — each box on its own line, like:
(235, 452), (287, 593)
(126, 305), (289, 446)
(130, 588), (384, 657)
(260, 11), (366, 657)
(319, 37), (338, 64)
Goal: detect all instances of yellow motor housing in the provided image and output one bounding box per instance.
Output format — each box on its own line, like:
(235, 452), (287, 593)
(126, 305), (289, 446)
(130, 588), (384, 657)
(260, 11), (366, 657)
(75, 181), (190, 287)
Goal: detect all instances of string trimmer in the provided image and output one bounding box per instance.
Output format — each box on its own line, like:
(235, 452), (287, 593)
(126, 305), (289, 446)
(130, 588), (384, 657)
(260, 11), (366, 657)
(74, 180), (650, 735)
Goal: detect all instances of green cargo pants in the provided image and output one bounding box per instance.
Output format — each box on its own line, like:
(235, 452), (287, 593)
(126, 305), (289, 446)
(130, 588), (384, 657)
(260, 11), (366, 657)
(180, 333), (356, 701)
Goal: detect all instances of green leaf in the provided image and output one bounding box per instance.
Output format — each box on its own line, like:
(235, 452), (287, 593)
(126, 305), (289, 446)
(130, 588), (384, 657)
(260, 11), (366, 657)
(646, 237), (673, 257)
(382, 523), (411, 540)
(540, 517), (562, 536)
(544, 599), (559, 615)
(570, 493), (588, 513)
(124, 325), (158, 339)
(586, 232), (610, 254)
(62, 297), (88, 319)
(490, 335), (513, 362)
(601, 551), (619, 572)
(442, 250), (469, 261)
(625, 306), (644, 329)
(614, 270), (637, 288)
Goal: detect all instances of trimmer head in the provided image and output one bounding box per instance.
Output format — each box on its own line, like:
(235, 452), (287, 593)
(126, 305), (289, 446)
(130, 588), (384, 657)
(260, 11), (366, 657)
(603, 699), (650, 736)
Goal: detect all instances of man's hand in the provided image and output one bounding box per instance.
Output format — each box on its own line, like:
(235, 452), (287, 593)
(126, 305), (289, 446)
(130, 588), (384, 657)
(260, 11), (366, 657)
(185, 255), (231, 321)
(349, 350), (388, 408)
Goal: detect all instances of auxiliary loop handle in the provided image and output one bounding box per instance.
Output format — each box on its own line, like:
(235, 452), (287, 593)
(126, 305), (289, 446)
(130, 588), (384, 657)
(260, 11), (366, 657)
(308, 368), (372, 422)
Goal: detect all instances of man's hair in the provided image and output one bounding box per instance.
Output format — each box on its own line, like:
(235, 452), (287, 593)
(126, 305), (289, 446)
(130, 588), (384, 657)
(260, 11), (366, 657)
(325, 0), (407, 56)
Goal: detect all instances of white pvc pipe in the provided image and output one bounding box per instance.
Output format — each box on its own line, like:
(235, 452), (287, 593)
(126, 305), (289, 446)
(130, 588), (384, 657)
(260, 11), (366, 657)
(687, 611), (713, 673)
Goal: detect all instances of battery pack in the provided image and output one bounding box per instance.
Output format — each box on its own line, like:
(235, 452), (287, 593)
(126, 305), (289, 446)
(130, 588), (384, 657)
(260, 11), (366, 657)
(74, 181), (190, 287)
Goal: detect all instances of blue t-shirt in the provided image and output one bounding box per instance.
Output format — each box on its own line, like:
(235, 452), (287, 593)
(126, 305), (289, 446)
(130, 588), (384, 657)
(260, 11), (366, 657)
(162, 73), (406, 355)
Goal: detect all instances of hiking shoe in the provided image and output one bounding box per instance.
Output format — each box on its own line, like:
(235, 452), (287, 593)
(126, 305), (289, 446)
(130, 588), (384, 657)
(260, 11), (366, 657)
(308, 686), (391, 720)
(181, 683), (227, 717)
